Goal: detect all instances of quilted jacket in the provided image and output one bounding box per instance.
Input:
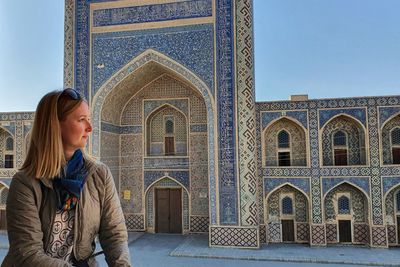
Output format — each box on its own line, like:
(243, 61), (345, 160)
(1, 156), (131, 267)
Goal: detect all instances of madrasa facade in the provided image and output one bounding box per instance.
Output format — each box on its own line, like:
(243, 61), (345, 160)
(0, 0), (400, 249)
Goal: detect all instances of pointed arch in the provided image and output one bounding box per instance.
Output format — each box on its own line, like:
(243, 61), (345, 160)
(91, 49), (218, 224)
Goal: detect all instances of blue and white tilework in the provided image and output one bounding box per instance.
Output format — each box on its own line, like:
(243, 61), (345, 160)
(322, 177), (370, 197)
(93, 0), (212, 27)
(144, 170), (189, 192)
(319, 108), (366, 128)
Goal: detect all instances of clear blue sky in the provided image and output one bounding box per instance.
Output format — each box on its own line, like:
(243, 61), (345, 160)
(0, 0), (399, 111)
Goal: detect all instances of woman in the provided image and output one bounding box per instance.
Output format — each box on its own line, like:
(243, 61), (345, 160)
(2, 89), (132, 267)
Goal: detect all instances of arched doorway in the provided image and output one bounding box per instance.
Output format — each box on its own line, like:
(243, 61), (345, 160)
(324, 182), (369, 244)
(384, 185), (400, 246)
(266, 184), (309, 243)
(145, 177), (189, 234)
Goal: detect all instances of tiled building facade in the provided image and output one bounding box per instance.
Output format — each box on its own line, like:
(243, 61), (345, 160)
(0, 0), (399, 249)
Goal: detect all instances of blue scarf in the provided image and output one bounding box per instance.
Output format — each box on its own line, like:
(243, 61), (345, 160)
(53, 149), (88, 211)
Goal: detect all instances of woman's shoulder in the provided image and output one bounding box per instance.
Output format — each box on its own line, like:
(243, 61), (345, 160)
(84, 156), (110, 177)
(10, 169), (41, 190)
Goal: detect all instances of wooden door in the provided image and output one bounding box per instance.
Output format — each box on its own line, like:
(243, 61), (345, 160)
(155, 188), (182, 233)
(281, 219), (295, 242)
(338, 220), (352, 242)
(165, 137), (175, 156)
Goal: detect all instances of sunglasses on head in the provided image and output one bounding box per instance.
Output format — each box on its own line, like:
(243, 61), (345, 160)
(60, 88), (82, 101)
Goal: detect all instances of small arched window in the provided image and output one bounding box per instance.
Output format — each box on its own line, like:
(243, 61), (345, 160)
(338, 195), (350, 214)
(333, 131), (347, 146)
(278, 130), (290, 148)
(165, 119), (174, 135)
(396, 191), (400, 212)
(5, 137), (13, 151)
(391, 128), (400, 164)
(392, 128), (400, 145)
(282, 196), (293, 215)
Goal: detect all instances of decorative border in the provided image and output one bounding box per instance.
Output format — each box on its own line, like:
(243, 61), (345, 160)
(216, 0), (238, 225)
(93, 0), (212, 27)
(64, 0), (75, 88)
(236, 0), (258, 226)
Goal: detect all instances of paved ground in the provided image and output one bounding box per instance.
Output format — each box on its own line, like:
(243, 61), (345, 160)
(1, 232), (399, 266)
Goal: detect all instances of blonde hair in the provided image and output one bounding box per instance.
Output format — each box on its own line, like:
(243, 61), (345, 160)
(21, 90), (84, 179)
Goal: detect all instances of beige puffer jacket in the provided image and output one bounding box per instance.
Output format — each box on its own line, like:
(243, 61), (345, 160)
(2, 157), (132, 267)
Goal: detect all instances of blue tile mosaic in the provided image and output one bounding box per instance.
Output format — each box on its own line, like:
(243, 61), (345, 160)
(93, 0), (212, 27)
(101, 121), (141, 134)
(261, 111), (308, 130)
(144, 99), (188, 119)
(322, 177), (370, 197)
(319, 108), (366, 128)
(92, 24), (214, 96)
(264, 178), (310, 196)
(144, 170), (189, 191)
(379, 106), (400, 127)
(216, 0), (238, 225)
(190, 124), (207, 133)
(144, 157), (189, 170)
(382, 176), (400, 195)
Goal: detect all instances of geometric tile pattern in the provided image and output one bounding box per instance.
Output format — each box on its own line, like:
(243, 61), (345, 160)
(311, 224), (326, 246)
(353, 223), (369, 244)
(387, 225), (397, 245)
(190, 216), (209, 233)
(326, 223), (337, 243)
(93, 0), (212, 27)
(210, 226), (259, 248)
(371, 226), (388, 247)
(267, 222), (281, 243)
(92, 24), (214, 95)
(236, 0), (258, 227)
(259, 224), (267, 244)
(125, 214), (145, 231)
(296, 222), (309, 242)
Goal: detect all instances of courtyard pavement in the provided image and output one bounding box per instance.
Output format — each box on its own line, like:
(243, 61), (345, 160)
(0, 231), (399, 266)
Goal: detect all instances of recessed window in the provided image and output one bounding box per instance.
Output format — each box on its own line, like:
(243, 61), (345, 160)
(396, 191), (400, 212)
(333, 131), (348, 166)
(333, 131), (346, 146)
(338, 195), (350, 214)
(392, 128), (400, 164)
(392, 128), (400, 145)
(4, 155), (13, 169)
(5, 137), (13, 151)
(278, 130), (290, 148)
(165, 119), (174, 135)
(278, 152), (291, 166)
(282, 196), (293, 215)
